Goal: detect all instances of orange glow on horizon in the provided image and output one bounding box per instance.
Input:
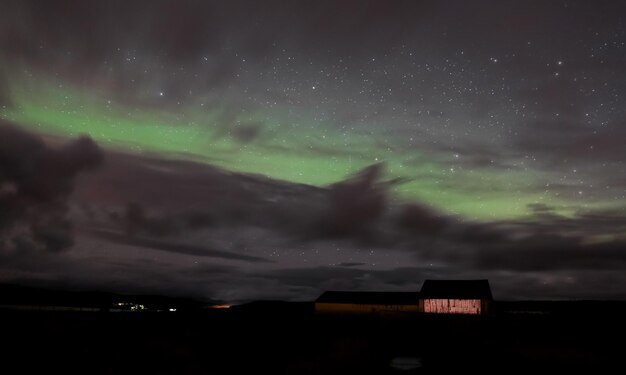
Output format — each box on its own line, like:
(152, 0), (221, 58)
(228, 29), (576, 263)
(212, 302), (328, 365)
(210, 304), (231, 309)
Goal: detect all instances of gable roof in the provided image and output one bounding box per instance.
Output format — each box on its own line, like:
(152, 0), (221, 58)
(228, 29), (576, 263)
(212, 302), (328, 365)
(420, 279), (493, 299)
(316, 291), (420, 305)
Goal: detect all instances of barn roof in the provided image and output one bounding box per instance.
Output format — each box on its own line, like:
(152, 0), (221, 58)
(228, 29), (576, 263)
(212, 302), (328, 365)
(420, 279), (493, 300)
(316, 291), (420, 305)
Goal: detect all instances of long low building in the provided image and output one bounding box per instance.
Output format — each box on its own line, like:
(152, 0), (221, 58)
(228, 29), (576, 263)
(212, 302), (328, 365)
(315, 279), (493, 315)
(315, 291), (421, 315)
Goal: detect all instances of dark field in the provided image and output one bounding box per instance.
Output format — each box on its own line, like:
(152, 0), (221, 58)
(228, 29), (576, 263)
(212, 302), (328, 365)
(1, 303), (625, 374)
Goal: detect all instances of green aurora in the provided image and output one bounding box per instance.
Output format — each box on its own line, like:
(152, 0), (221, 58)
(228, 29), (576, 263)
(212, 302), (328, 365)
(1, 70), (591, 220)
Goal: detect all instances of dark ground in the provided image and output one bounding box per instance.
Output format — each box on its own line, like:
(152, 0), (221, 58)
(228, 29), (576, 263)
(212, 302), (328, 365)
(1, 302), (625, 374)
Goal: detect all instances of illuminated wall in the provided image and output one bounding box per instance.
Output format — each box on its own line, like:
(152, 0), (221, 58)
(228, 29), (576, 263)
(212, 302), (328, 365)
(423, 299), (482, 315)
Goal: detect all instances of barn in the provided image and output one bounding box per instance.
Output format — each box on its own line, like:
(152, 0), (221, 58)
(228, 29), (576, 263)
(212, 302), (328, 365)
(315, 291), (420, 315)
(419, 279), (493, 315)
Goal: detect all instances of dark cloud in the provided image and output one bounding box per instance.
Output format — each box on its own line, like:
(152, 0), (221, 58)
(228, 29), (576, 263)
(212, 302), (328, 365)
(230, 121), (264, 144)
(0, 68), (10, 108)
(0, 243), (224, 300)
(119, 202), (215, 237)
(72, 150), (327, 234)
(397, 204), (449, 237)
(86, 228), (269, 263)
(470, 237), (626, 272)
(211, 117), (267, 145)
(76, 150), (401, 246)
(321, 163), (410, 239)
(336, 262), (367, 268)
(325, 164), (388, 236)
(0, 0), (436, 112)
(0, 1), (437, 63)
(2, 144), (626, 300)
(0, 121), (103, 252)
(527, 203), (559, 217)
(182, 262), (239, 277)
(502, 205), (626, 241)
(402, 204), (626, 275)
(72, 151), (626, 275)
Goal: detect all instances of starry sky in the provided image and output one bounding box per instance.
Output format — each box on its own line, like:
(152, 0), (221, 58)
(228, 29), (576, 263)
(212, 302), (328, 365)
(1, 0), (626, 302)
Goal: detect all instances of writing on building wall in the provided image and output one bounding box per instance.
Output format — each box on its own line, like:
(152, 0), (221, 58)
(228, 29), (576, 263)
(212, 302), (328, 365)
(423, 299), (481, 314)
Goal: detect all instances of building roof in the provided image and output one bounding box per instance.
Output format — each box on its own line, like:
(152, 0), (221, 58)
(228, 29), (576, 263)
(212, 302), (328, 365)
(316, 291), (420, 305)
(420, 279), (493, 300)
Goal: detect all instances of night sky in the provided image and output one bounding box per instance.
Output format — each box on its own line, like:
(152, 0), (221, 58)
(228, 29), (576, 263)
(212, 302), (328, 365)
(1, 0), (626, 302)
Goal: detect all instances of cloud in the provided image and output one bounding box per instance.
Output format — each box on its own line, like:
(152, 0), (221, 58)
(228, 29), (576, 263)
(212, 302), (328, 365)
(336, 262), (367, 267)
(0, 68), (10, 108)
(0, 1), (437, 64)
(319, 163), (410, 239)
(4, 143), (623, 301)
(470, 238), (626, 272)
(74, 151), (626, 273)
(86, 228), (270, 263)
(0, 0), (439, 113)
(0, 121), (103, 252)
(230, 121), (265, 144)
(325, 164), (388, 235)
(119, 202), (215, 237)
(396, 203), (450, 236)
(211, 118), (267, 144)
(404, 204), (626, 274)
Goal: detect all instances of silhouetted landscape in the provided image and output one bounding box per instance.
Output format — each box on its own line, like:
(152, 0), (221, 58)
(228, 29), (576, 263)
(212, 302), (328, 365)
(2, 284), (626, 374)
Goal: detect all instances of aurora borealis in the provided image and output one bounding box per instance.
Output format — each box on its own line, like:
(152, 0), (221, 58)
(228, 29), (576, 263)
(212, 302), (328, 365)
(3, 65), (559, 220)
(1, 0), (626, 301)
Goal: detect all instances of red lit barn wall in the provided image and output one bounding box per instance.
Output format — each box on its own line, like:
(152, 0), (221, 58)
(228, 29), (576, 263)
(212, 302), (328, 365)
(423, 299), (482, 314)
(315, 303), (419, 314)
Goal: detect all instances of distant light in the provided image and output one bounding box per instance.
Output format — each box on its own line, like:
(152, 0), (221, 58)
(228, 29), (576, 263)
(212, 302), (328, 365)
(169, 308), (177, 312)
(390, 357), (423, 371)
(210, 304), (231, 309)
(159, 92), (164, 96)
